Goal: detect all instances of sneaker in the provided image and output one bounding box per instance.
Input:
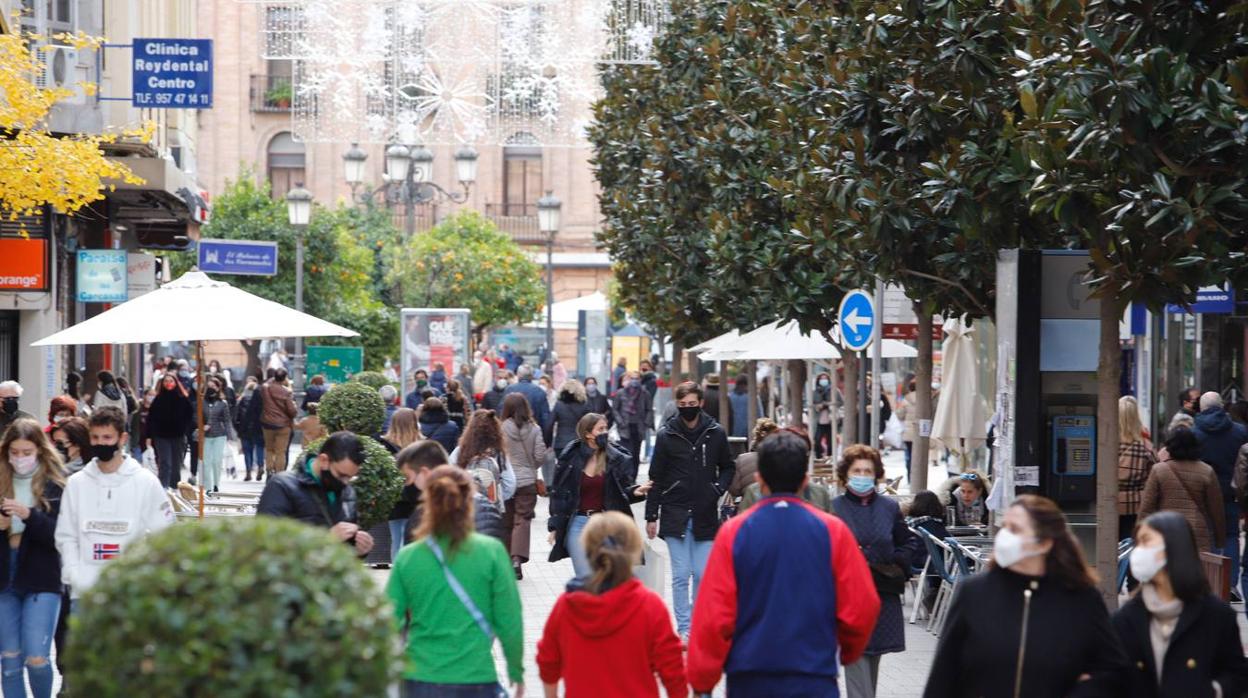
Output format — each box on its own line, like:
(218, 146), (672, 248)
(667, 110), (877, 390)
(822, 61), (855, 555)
(1232, 588), (1244, 604)
(188, 477), (197, 486)
(513, 561), (523, 580)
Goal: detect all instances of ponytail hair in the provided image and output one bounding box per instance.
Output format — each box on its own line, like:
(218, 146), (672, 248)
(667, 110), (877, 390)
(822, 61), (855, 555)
(581, 511), (642, 595)
(413, 465), (475, 552)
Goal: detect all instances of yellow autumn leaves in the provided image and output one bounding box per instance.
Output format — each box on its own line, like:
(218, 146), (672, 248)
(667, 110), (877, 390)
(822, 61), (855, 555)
(0, 29), (149, 221)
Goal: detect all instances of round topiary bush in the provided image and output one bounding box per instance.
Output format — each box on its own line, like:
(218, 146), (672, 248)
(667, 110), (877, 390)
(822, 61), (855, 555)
(67, 517), (400, 697)
(318, 381), (386, 436)
(300, 435), (403, 529)
(350, 370), (392, 391)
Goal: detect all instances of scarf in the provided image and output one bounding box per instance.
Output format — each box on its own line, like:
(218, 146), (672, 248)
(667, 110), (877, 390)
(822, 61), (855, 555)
(955, 495), (984, 526)
(620, 385), (643, 420)
(1142, 583), (1184, 684)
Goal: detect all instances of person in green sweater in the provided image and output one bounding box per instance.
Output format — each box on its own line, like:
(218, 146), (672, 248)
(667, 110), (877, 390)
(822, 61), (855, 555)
(387, 464), (524, 698)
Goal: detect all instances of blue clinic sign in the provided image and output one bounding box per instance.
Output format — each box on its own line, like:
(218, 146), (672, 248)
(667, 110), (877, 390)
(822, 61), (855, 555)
(76, 250), (128, 303)
(1166, 285), (1236, 314)
(132, 38), (212, 108)
(198, 239), (278, 276)
(838, 289), (877, 352)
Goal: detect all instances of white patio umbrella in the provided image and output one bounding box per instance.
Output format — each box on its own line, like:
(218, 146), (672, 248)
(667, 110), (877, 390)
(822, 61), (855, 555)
(32, 270), (359, 516)
(705, 319), (918, 361)
(930, 317), (987, 470)
(689, 328), (741, 356)
(32, 270), (357, 345)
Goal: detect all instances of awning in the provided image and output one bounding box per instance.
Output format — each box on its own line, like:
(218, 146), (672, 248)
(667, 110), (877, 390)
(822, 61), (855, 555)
(104, 155), (208, 249)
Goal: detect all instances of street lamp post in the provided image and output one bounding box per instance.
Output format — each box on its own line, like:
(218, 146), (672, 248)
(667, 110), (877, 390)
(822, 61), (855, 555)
(285, 183), (313, 383)
(343, 141), (478, 232)
(537, 191), (562, 365)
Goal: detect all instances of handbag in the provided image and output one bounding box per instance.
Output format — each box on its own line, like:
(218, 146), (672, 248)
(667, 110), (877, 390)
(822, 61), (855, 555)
(718, 490), (738, 522)
(868, 561), (908, 596)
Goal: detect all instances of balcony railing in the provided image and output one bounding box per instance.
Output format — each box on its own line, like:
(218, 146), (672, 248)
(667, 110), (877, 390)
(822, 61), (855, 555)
(251, 74), (293, 112)
(485, 203), (546, 244)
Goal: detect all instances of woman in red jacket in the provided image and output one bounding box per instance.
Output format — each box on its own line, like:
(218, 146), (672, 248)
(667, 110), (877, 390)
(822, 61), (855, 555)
(537, 511), (687, 698)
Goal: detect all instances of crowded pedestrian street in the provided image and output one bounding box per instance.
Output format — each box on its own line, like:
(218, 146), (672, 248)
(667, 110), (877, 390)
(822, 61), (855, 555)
(3, 0), (1248, 697)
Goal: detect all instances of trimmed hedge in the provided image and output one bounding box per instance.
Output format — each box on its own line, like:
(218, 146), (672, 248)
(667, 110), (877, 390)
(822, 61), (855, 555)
(318, 381), (386, 436)
(300, 435), (402, 529)
(350, 370), (392, 391)
(67, 517), (400, 697)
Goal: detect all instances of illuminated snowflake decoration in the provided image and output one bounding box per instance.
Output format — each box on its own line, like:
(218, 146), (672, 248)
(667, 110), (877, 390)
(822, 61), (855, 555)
(254, 0), (669, 145)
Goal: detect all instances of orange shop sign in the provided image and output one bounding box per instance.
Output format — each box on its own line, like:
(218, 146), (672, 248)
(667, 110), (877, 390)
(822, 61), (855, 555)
(0, 238), (48, 291)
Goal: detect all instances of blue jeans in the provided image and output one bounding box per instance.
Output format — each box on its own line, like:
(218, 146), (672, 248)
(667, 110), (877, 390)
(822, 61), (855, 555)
(389, 519), (408, 562)
(566, 514), (591, 581)
(1225, 501), (1240, 591)
(665, 519), (714, 635)
(404, 681), (505, 698)
(240, 437), (265, 474)
(1, 551), (61, 698)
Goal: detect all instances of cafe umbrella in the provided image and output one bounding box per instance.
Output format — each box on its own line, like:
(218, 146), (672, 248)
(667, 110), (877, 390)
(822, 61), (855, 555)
(32, 270), (358, 516)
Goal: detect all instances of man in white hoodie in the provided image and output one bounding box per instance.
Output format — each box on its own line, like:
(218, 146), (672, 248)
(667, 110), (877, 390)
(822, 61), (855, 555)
(54, 406), (174, 604)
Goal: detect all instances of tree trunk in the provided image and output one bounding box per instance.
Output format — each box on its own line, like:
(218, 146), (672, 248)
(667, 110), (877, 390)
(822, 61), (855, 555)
(671, 340), (683, 385)
(241, 340), (262, 381)
(1096, 293), (1123, 607)
(718, 362), (731, 429)
(747, 360), (759, 446)
(912, 305), (934, 492)
(843, 350), (860, 448)
(687, 348), (700, 383)
(787, 359), (806, 429)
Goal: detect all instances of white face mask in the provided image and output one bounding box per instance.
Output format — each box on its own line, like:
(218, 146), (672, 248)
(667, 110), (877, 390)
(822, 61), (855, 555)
(993, 528), (1042, 569)
(1129, 543), (1166, 584)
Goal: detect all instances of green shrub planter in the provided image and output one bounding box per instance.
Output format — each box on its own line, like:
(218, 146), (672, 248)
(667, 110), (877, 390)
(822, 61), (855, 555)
(300, 435), (402, 529)
(350, 370), (393, 391)
(318, 381), (386, 436)
(68, 517), (400, 697)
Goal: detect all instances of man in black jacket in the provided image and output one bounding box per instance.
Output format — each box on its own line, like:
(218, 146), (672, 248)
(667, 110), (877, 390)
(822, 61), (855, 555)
(645, 381), (735, 639)
(256, 431), (374, 556)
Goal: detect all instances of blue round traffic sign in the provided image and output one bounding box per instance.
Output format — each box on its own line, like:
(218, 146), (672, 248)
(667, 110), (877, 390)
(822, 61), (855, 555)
(838, 290), (876, 352)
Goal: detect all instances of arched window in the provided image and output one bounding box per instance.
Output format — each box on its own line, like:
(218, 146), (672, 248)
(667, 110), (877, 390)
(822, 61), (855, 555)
(503, 132), (541, 216)
(267, 132), (306, 197)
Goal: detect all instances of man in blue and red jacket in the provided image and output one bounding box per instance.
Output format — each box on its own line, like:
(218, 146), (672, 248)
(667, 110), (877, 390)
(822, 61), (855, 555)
(688, 430), (880, 697)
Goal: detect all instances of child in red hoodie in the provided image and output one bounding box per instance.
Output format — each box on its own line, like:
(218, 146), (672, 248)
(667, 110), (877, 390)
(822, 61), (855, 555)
(537, 511), (688, 697)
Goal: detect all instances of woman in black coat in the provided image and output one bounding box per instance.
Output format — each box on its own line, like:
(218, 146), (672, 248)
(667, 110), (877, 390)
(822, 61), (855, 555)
(1112, 511), (1247, 698)
(548, 379), (591, 453)
(924, 494), (1127, 698)
(582, 377), (613, 429)
(547, 412), (650, 579)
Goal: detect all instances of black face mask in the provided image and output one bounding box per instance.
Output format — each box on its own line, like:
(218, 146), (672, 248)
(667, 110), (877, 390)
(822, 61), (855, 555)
(1, 397), (17, 415)
(54, 442), (70, 459)
(594, 433), (608, 450)
(320, 468), (346, 494)
(678, 405), (701, 422)
(90, 443), (120, 462)
(206, 388), (219, 400)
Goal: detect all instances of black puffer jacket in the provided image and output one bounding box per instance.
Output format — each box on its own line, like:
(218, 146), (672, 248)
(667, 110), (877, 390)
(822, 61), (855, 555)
(1113, 591), (1247, 698)
(0, 480), (62, 594)
(256, 465), (357, 527)
(419, 411), (461, 455)
(644, 413), (734, 541)
(548, 440), (642, 563)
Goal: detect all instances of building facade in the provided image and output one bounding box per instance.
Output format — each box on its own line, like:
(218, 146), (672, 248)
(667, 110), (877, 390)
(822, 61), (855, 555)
(0, 0), (206, 414)
(196, 0), (611, 372)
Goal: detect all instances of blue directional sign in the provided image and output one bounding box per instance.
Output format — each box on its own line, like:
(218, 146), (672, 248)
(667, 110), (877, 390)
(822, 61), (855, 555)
(197, 239), (278, 276)
(838, 289), (877, 352)
(1166, 285), (1235, 314)
(132, 38), (213, 109)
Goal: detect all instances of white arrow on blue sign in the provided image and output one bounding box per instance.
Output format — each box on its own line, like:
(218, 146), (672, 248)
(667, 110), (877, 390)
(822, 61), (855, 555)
(838, 289), (876, 352)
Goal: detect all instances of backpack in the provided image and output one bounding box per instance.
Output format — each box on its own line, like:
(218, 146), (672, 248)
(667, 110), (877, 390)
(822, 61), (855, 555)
(469, 464), (498, 503)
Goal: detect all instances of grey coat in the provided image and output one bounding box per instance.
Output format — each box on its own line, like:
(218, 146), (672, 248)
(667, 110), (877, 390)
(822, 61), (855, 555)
(201, 398), (236, 441)
(502, 419), (547, 488)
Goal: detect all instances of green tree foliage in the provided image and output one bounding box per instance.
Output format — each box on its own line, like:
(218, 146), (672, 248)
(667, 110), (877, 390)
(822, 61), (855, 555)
(385, 211), (545, 340)
(69, 517), (399, 696)
(176, 171), (400, 372)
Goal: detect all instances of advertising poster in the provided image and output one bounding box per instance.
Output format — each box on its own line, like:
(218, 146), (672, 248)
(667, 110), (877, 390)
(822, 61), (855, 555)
(400, 309), (470, 395)
(76, 249), (129, 302)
